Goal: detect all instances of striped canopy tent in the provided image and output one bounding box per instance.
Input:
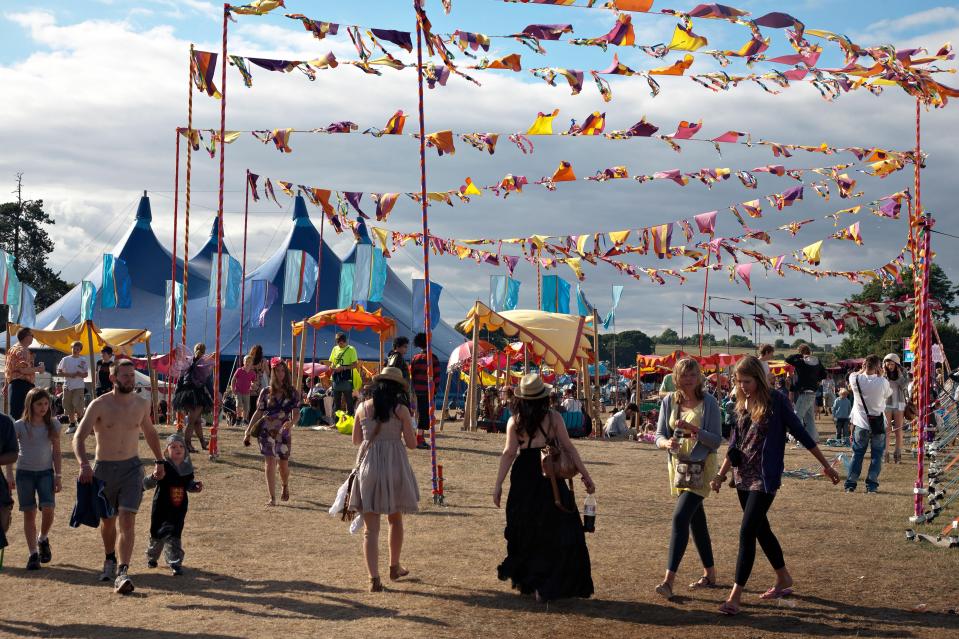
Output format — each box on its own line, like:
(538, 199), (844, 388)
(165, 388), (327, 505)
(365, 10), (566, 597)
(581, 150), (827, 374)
(637, 350), (746, 374)
(5, 319), (159, 417)
(458, 301), (598, 430)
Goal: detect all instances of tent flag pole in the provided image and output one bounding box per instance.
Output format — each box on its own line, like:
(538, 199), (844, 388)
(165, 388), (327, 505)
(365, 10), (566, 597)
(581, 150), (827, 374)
(913, 97), (931, 519)
(85, 322), (98, 411)
(4, 323), (10, 415)
(592, 309), (601, 420)
(699, 250), (711, 357)
(239, 169), (250, 364)
(467, 308), (480, 432)
(169, 127), (181, 424)
(145, 337), (159, 425)
(182, 45), (195, 348)
(297, 324), (307, 395)
(312, 208), (325, 366)
(414, 7), (441, 504)
(209, 2), (229, 461)
(439, 367), (453, 431)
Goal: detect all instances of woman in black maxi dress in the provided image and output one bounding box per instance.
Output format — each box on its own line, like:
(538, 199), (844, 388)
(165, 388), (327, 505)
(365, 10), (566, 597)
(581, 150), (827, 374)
(493, 374), (596, 601)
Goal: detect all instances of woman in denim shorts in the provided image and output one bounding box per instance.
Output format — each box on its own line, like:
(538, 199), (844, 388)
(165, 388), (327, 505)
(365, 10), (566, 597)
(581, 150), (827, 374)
(13, 388), (62, 570)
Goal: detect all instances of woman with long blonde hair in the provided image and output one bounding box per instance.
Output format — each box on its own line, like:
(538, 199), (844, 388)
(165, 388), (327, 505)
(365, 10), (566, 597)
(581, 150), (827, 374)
(654, 358), (722, 600)
(244, 359), (300, 506)
(12, 387), (62, 570)
(711, 356), (840, 616)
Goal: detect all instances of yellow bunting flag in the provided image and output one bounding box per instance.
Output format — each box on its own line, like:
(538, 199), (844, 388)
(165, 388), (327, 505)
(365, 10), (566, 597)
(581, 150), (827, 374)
(527, 109), (560, 135)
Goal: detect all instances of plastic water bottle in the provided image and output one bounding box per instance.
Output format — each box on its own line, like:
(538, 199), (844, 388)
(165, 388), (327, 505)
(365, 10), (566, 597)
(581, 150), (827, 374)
(583, 494), (597, 533)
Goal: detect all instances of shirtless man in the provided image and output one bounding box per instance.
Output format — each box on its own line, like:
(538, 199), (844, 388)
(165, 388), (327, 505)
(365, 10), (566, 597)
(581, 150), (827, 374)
(74, 359), (165, 594)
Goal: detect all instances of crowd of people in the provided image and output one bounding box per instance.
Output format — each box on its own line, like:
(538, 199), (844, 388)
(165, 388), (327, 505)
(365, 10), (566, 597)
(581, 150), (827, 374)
(0, 333), (919, 614)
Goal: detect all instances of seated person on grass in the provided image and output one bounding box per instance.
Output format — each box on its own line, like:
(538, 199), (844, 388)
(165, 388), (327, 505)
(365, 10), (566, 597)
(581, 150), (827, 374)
(297, 396), (325, 428)
(603, 403), (639, 439)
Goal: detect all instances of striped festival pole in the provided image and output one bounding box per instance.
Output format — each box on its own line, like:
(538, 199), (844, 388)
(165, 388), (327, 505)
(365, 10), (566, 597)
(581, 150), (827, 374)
(415, 2), (441, 504)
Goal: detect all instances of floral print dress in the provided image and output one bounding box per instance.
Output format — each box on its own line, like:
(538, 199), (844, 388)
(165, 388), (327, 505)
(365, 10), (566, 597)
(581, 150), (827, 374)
(256, 389), (300, 460)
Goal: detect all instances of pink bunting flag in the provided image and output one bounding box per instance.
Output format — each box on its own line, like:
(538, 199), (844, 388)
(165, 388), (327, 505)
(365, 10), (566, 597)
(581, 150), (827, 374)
(670, 119), (703, 140)
(694, 210), (717, 235)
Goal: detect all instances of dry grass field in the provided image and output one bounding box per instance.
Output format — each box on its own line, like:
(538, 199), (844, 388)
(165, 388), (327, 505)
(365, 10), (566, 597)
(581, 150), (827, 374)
(1, 416), (958, 639)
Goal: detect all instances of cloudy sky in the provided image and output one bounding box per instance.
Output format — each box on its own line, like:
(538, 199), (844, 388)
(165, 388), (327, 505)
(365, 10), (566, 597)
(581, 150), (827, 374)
(1, 0), (957, 344)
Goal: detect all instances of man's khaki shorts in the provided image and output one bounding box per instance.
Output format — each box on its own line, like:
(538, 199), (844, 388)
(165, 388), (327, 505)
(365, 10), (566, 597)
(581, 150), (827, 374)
(62, 388), (86, 416)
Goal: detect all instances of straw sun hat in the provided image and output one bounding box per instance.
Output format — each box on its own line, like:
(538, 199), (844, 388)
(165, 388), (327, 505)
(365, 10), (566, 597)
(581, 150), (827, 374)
(373, 366), (409, 389)
(514, 373), (552, 400)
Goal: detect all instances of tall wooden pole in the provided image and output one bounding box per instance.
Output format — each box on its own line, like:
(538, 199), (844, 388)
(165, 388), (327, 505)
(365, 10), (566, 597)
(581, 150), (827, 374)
(592, 310), (601, 418)
(168, 128), (181, 423)
(467, 310), (480, 431)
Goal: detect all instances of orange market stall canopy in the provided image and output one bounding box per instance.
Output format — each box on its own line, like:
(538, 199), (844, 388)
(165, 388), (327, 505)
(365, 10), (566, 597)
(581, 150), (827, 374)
(290, 306), (397, 388)
(5, 319), (158, 416)
(458, 301), (598, 430)
(637, 350), (795, 376)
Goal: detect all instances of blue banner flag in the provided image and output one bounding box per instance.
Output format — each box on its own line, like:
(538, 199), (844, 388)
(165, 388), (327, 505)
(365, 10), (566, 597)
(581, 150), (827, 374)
(165, 280), (184, 330)
(412, 279), (442, 334)
(576, 284), (594, 317)
(101, 254), (132, 309)
(603, 285), (625, 330)
(505, 277), (520, 311)
(282, 250), (319, 305)
(541, 275), (570, 314)
(81, 281), (97, 322)
(208, 254), (243, 309)
(248, 280), (278, 327)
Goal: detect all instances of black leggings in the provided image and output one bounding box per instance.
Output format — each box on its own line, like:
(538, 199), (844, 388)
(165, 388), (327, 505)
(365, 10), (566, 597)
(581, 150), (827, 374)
(667, 491), (714, 573)
(735, 490), (785, 586)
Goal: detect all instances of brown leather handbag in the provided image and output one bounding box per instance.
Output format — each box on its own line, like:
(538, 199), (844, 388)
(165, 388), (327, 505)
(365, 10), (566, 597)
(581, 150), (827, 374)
(540, 412), (579, 511)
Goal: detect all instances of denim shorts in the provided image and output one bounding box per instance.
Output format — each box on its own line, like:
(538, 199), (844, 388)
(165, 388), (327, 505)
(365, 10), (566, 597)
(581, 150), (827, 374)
(16, 468), (56, 512)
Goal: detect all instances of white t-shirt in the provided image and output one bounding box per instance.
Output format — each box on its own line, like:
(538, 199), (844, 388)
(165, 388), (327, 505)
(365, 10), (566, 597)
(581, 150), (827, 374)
(604, 411), (629, 437)
(562, 398), (582, 413)
(57, 355), (89, 391)
(848, 372), (891, 430)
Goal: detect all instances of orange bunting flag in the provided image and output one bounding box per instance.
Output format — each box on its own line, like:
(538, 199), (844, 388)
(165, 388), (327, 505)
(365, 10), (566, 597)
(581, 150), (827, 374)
(611, 0), (654, 11)
(190, 50), (221, 98)
(550, 161), (577, 182)
(570, 112), (606, 135)
(527, 109), (560, 135)
(649, 54), (694, 76)
(425, 130), (455, 156)
(484, 53), (523, 71)
(384, 110), (407, 135)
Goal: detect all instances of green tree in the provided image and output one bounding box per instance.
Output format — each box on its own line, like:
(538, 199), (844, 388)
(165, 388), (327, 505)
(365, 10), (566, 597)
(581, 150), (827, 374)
(656, 328), (680, 344)
(774, 338), (788, 349)
(599, 330), (653, 366)
(835, 264), (958, 359)
(0, 178), (72, 311)
(728, 335), (755, 348)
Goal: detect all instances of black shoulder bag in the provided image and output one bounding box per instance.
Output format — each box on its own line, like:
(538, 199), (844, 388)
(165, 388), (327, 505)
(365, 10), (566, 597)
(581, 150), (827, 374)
(855, 375), (887, 436)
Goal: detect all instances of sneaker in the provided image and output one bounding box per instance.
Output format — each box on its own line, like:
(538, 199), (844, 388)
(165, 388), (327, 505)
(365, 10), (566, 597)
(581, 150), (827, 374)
(171, 565), (183, 576)
(147, 559), (158, 569)
(38, 538), (52, 563)
(26, 553), (41, 570)
(844, 487), (855, 493)
(66, 425), (77, 435)
(115, 571), (135, 595)
(416, 441), (431, 450)
(99, 558), (117, 582)
(866, 489), (879, 495)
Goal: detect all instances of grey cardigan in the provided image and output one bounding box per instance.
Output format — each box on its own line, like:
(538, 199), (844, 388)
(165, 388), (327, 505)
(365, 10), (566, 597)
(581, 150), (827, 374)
(655, 393), (723, 462)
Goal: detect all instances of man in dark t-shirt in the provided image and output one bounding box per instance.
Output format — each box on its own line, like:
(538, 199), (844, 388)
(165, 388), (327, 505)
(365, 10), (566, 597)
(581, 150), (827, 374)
(0, 412), (19, 548)
(96, 346), (114, 396)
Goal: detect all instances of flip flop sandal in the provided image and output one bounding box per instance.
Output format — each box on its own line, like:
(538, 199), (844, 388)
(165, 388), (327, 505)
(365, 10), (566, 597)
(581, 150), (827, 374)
(718, 601), (740, 616)
(655, 582), (674, 600)
(760, 587), (793, 600)
(689, 576), (717, 589)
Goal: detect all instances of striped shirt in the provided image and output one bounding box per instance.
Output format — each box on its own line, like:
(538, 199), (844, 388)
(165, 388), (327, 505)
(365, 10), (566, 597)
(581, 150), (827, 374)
(410, 352), (441, 396)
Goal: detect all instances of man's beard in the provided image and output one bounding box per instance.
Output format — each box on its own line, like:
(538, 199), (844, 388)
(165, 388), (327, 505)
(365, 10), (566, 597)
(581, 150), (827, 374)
(115, 381), (135, 394)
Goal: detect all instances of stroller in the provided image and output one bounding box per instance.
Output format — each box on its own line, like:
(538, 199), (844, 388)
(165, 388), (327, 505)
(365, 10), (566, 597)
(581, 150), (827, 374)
(220, 390), (240, 426)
